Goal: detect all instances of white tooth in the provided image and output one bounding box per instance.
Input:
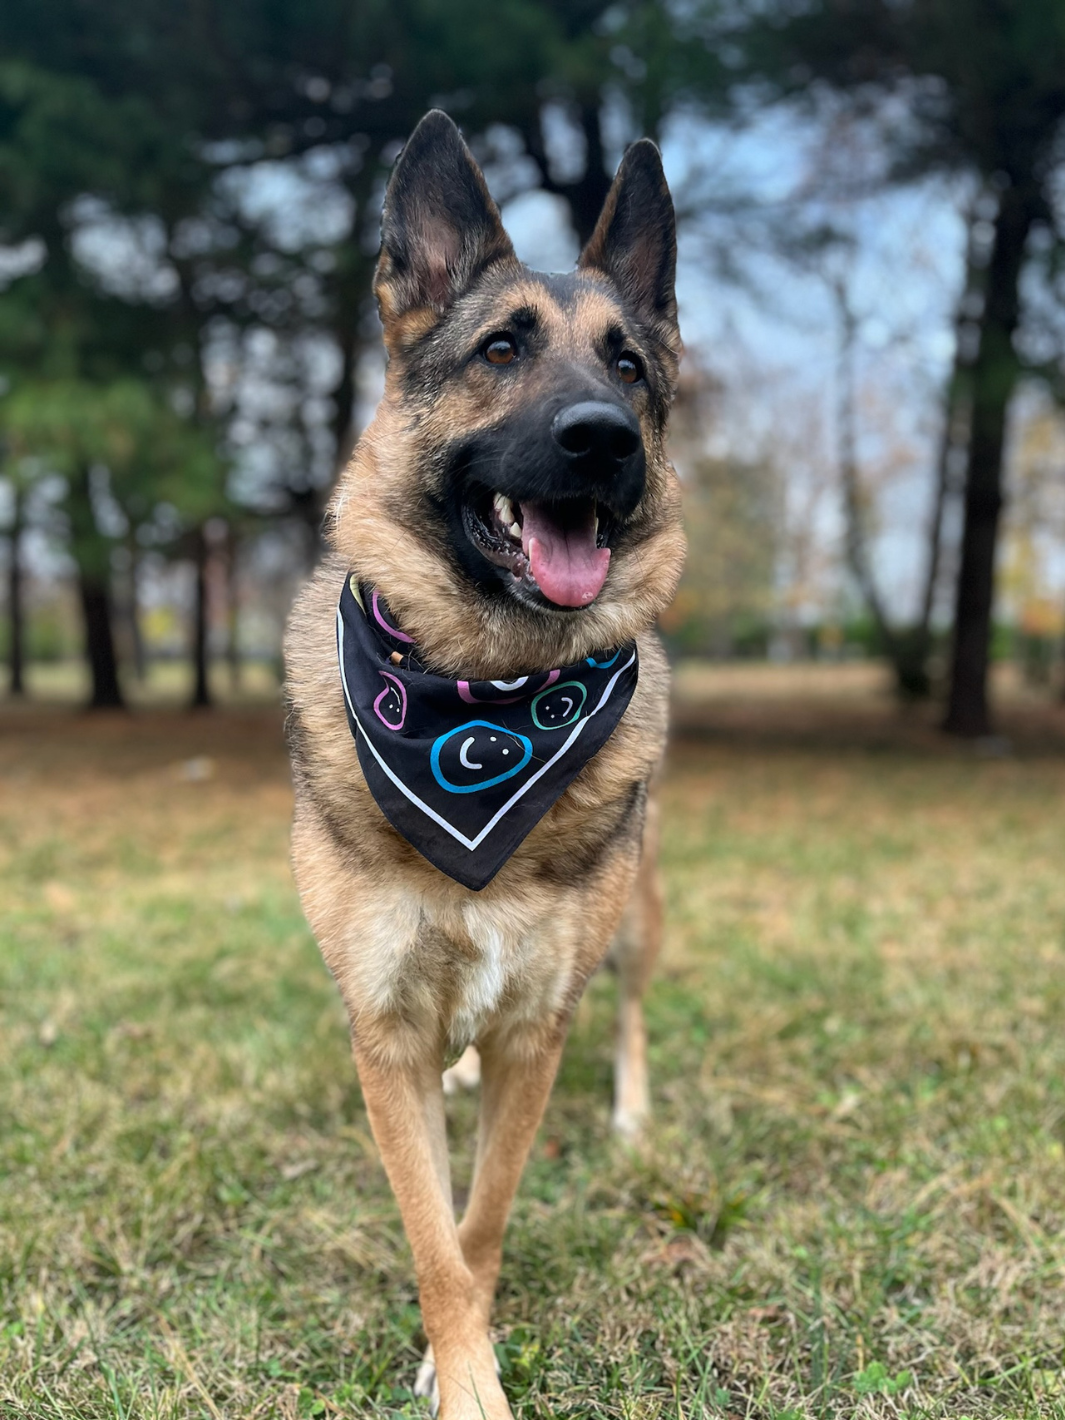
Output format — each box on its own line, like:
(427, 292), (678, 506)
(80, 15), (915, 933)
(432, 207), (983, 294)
(493, 494), (518, 528)
(509, 521), (522, 539)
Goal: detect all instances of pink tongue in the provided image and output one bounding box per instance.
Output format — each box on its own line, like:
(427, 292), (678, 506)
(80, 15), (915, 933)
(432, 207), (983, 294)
(519, 501), (610, 608)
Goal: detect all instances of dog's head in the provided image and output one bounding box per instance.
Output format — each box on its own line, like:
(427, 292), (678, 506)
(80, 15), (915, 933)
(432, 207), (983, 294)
(331, 110), (686, 677)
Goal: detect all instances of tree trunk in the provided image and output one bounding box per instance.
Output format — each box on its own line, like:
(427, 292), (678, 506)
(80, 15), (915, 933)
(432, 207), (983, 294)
(907, 386), (964, 693)
(190, 524), (211, 709)
(127, 535), (147, 682)
(830, 203), (984, 703)
(943, 187), (1033, 737)
(68, 462), (124, 709)
(521, 101), (612, 248)
(226, 522), (241, 694)
(832, 280), (924, 695)
(8, 488), (25, 697)
(79, 571), (124, 709)
(570, 101), (612, 246)
(891, 352), (971, 699)
(901, 206), (982, 699)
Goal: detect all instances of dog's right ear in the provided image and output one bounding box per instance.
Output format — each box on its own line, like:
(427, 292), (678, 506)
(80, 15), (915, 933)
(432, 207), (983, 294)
(374, 111), (516, 328)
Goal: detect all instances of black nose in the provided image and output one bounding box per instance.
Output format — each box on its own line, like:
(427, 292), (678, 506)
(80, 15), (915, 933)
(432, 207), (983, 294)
(551, 401), (641, 464)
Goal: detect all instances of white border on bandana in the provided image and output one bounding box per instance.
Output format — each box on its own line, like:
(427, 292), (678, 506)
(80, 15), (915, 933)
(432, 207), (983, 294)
(336, 606), (637, 853)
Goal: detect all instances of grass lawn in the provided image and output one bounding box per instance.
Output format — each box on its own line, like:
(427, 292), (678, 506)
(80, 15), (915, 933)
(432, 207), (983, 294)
(2, 688), (1064, 1419)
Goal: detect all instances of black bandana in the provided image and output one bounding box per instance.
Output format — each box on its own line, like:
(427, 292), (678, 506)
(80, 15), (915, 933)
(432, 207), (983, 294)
(336, 574), (639, 891)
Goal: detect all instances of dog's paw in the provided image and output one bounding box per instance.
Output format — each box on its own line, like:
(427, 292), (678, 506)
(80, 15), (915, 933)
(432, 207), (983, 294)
(414, 1345), (440, 1415)
(442, 1043), (481, 1096)
(414, 1342), (502, 1415)
(611, 1101), (648, 1141)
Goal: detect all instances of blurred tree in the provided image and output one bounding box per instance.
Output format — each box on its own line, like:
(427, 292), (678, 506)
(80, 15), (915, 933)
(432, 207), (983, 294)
(0, 454), (28, 695)
(170, 0), (728, 508)
(664, 367), (783, 656)
(1, 379), (222, 707)
(829, 245), (977, 699)
(666, 450), (781, 656)
(1000, 396), (1065, 690)
(1, 0), (736, 703)
(732, 0), (1065, 732)
(0, 46), (224, 704)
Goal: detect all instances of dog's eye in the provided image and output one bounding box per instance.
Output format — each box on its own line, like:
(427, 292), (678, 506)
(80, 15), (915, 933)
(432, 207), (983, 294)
(483, 335), (517, 366)
(616, 353), (642, 384)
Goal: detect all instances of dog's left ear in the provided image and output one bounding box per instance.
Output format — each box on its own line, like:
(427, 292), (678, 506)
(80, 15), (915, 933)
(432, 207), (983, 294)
(578, 140), (678, 347)
(375, 110), (516, 325)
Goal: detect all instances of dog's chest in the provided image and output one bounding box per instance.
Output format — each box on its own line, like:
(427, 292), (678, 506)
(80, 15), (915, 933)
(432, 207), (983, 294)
(358, 890), (568, 1047)
(446, 912), (510, 1048)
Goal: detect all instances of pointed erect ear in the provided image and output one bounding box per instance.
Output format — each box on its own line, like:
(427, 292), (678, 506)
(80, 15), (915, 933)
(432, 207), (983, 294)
(374, 110), (516, 325)
(578, 140), (678, 347)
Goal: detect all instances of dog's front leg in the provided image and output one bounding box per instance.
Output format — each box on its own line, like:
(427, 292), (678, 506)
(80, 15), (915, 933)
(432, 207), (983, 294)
(352, 1036), (510, 1420)
(456, 1021), (568, 1319)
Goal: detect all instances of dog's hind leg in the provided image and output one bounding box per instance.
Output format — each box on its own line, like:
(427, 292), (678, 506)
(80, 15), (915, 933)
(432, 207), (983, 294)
(610, 791), (664, 1138)
(442, 1042), (481, 1095)
(353, 1037), (512, 1420)
(456, 1023), (567, 1307)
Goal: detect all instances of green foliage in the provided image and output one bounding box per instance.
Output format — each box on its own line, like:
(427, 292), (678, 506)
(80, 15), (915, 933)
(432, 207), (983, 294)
(1, 377), (224, 582)
(853, 1361), (913, 1397)
(0, 59), (175, 232)
(0, 603), (78, 661)
(3, 377), (221, 516)
(0, 8), (230, 668)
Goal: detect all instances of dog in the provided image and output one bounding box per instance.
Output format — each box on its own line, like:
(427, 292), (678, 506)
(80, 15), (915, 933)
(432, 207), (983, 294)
(284, 109), (685, 1420)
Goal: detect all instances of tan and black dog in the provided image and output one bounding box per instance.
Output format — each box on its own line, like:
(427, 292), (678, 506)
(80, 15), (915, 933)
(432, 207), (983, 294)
(284, 110), (685, 1419)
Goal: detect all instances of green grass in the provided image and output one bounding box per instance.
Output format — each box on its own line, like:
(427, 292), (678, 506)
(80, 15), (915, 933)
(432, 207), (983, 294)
(2, 704), (1065, 1418)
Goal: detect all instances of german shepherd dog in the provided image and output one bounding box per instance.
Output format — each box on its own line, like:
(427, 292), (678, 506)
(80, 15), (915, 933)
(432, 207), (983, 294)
(284, 110), (685, 1419)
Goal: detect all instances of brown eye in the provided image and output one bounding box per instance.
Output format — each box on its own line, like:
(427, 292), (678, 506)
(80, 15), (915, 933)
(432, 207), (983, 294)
(616, 352), (642, 384)
(484, 335), (516, 365)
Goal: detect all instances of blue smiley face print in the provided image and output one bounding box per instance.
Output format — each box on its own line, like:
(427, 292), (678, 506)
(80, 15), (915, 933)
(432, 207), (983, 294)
(430, 721), (533, 794)
(530, 680), (588, 731)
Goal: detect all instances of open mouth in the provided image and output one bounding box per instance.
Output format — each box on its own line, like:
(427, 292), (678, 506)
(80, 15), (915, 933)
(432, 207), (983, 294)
(462, 488), (614, 609)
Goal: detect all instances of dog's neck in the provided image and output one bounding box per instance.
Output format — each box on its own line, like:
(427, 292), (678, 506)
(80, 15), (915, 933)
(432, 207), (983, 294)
(351, 568), (637, 681)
